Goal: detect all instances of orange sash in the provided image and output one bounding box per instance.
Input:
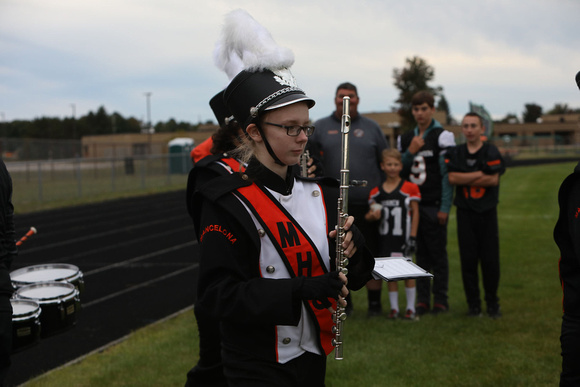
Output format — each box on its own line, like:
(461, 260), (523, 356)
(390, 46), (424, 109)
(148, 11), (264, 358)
(219, 157), (244, 173)
(235, 182), (336, 355)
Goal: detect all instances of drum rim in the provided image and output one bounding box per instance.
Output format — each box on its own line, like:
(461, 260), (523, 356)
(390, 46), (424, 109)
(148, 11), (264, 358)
(15, 281), (78, 302)
(10, 263), (81, 284)
(11, 299), (42, 320)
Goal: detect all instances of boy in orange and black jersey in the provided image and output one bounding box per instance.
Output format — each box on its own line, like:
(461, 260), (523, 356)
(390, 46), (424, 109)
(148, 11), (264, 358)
(445, 112), (505, 318)
(365, 149), (421, 320)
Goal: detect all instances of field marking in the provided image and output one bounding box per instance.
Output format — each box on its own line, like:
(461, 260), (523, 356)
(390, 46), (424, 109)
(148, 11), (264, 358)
(19, 215), (190, 254)
(30, 227), (198, 263)
(82, 242), (196, 277)
(82, 263), (198, 308)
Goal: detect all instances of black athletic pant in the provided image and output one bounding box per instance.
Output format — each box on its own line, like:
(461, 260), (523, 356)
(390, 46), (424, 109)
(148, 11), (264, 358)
(0, 265), (13, 387)
(561, 313), (580, 386)
(0, 298), (10, 387)
(456, 207), (500, 309)
(415, 205), (449, 308)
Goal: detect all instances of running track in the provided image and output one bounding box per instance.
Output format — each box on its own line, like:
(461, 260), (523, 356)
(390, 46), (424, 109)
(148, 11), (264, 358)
(6, 190), (197, 386)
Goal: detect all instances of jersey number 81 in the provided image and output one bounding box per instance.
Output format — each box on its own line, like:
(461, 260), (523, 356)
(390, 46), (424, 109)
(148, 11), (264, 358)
(379, 206), (404, 236)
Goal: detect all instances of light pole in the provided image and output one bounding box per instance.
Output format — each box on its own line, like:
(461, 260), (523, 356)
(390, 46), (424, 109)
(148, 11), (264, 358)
(0, 112), (4, 143)
(144, 92), (152, 130)
(70, 103), (76, 139)
(144, 92), (152, 154)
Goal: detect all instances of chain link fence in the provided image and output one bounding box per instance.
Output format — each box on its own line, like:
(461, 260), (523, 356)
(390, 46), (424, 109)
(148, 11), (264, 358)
(6, 152), (192, 213)
(3, 135), (579, 213)
(0, 138), (196, 213)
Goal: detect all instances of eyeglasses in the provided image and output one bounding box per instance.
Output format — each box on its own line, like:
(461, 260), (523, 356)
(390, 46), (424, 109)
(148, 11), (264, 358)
(264, 122), (315, 137)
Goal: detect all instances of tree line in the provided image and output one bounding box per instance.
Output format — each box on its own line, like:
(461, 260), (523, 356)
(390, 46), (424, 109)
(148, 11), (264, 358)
(2, 56), (578, 139)
(0, 106), (204, 140)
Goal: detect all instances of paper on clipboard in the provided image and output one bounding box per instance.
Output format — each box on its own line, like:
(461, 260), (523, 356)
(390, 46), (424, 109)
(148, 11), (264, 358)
(372, 257), (433, 282)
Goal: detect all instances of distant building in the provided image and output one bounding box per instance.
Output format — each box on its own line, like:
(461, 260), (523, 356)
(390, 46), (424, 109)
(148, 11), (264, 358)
(80, 111), (580, 160)
(82, 125), (218, 159)
(363, 111), (580, 148)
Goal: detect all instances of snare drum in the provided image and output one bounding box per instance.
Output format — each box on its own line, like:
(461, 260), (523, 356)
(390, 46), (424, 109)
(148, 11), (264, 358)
(11, 299), (41, 352)
(10, 263), (85, 294)
(15, 282), (80, 337)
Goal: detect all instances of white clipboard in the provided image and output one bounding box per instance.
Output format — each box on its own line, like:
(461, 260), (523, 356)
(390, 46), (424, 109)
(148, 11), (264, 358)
(372, 256), (433, 282)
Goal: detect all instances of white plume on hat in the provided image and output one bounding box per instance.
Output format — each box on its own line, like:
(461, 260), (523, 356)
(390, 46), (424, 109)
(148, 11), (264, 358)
(213, 9), (295, 81)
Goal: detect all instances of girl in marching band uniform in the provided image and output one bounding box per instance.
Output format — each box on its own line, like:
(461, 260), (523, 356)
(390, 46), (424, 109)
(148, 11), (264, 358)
(189, 10), (373, 386)
(192, 68), (374, 387)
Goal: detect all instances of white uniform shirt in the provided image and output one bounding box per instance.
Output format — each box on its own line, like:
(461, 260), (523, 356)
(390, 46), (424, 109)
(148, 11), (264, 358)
(237, 179), (330, 363)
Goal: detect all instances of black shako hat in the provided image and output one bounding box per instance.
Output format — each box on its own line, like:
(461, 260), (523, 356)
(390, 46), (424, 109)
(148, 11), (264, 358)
(209, 90), (233, 127)
(223, 68), (315, 130)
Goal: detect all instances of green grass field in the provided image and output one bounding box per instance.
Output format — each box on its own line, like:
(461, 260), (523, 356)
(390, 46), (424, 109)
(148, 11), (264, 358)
(22, 161), (576, 386)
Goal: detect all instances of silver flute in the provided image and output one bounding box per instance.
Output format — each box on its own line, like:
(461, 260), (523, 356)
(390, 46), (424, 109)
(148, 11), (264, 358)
(333, 96), (351, 360)
(299, 149), (310, 177)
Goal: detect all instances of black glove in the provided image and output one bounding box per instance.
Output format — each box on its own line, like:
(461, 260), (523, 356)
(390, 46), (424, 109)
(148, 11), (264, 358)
(292, 272), (344, 308)
(349, 223), (366, 250)
(404, 236), (416, 257)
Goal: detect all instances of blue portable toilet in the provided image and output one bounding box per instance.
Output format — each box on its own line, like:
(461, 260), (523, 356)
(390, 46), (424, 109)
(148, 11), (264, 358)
(168, 137), (194, 174)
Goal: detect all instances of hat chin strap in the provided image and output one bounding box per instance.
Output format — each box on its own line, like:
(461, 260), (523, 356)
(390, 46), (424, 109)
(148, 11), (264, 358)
(257, 125), (285, 166)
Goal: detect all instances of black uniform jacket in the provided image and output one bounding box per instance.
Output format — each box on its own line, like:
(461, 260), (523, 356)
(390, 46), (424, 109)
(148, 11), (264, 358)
(192, 158), (374, 361)
(186, 153), (242, 228)
(0, 159), (16, 298)
(556, 161), (580, 317)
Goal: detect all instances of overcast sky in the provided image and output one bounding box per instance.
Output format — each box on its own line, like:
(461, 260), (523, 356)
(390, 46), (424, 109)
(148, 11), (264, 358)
(1, 0), (579, 126)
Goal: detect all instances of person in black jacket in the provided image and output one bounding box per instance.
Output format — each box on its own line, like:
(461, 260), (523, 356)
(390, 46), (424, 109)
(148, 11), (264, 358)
(185, 85), (327, 386)
(397, 91), (456, 315)
(184, 90), (241, 387)
(0, 159), (16, 386)
(192, 67), (374, 387)
(555, 161), (580, 386)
